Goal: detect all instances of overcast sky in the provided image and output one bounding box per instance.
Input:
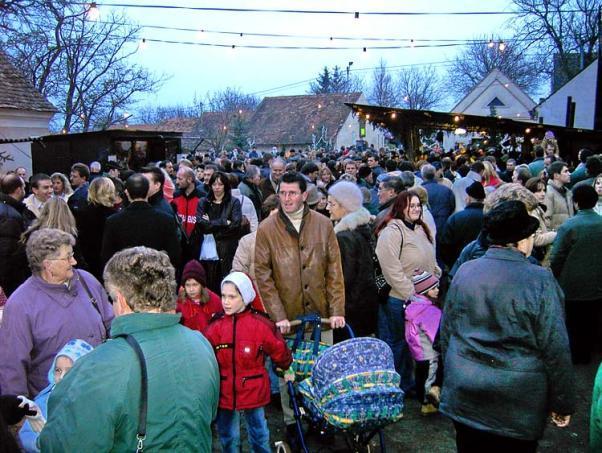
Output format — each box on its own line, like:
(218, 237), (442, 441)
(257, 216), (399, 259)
(98, 0), (515, 110)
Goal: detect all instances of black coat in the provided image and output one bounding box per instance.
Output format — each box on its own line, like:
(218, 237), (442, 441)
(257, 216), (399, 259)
(0, 194), (27, 295)
(332, 208), (378, 341)
(439, 202), (484, 268)
(76, 202), (117, 281)
(101, 201), (181, 268)
(194, 195), (242, 272)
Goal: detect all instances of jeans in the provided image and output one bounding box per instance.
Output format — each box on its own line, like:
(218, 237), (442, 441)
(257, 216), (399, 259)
(377, 296), (415, 392)
(216, 407), (271, 453)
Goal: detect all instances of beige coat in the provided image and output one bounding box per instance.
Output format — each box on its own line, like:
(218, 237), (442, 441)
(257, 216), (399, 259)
(255, 206), (345, 322)
(375, 218), (440, 301)
(231, 231), (256, 280)
(544, 181), (574, 230)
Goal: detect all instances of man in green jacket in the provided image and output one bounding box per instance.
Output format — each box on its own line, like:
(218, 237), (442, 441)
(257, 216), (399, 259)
(550, 185), (602, 365)
(39, 246), (219, 452)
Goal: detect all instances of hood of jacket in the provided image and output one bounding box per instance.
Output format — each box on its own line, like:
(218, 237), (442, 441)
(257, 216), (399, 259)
(334, 207), (373, 233)
(47, 339), (93, 385)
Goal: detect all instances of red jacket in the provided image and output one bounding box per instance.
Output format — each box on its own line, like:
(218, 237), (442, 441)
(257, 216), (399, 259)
(171, 190), (202, 237)
(204, 308), (292, 410)
(176, 290), (223, 333)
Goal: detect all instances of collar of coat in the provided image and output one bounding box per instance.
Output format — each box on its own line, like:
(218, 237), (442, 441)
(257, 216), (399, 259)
(333, 207), (373, 233)
(549, 180), (568, 195)
(278, 203), (310, 237)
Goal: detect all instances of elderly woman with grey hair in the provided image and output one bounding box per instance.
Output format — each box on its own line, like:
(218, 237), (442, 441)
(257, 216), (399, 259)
(0, 228), (113, 398)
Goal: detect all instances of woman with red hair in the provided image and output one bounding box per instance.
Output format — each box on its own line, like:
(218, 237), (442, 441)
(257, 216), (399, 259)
(375, 190), (441, 393)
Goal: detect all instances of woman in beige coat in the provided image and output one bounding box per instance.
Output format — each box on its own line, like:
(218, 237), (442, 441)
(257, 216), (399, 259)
(375, 190), (440, 392)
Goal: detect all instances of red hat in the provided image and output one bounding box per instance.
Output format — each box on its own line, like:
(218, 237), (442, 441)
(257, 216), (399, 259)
(181, 260), (207, 287)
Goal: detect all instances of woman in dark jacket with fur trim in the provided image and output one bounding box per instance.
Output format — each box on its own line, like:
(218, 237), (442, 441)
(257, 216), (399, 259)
(327, 181), (378, 341)
(194, 172), (242, 293)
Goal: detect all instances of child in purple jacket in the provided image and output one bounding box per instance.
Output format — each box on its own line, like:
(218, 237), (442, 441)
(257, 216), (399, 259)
(405, 270), (442, 416)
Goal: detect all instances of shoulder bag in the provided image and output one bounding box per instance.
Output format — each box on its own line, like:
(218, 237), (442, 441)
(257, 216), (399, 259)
(373, 224), (404, 301)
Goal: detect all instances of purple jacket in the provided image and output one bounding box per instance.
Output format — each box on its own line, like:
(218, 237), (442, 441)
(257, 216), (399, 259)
(404, 294), (441, 361)
(0, 270), (113, 397)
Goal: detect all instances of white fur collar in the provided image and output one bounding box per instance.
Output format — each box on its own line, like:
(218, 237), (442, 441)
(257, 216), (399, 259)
(334, 207), (373, 233)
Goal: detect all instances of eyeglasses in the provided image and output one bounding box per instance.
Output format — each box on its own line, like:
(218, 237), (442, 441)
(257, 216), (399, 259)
(48, 252), (75, 261)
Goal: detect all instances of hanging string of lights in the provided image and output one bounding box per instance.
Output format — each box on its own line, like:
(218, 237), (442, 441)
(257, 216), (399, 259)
(82, 2), (581, 17)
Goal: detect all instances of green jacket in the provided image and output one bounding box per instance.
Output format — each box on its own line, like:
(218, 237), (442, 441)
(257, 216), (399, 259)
(550, 209), (602, 301)
(39, 313), (219, 452)
(591, 363), (602, 452)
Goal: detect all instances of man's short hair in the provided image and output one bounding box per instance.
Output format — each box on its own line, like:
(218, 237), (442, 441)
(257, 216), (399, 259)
(380, 176), (405, 194)
(572, 184), (597, 209)
(384, 160), (398, 172)
(71, 163), (90, 180)
(140, 166), (165, 188)
(245, 165), (260, 179)
(270, 157), (285, 169)
(300, 162), (319, 175)
(579, 148), (593, 163)
(1, 174), (24, 195)
(420, 164), (436, 181)
(548, 161), (567, 177)
(90, 161), (102, 172)
(470, 162), (485, 174)
(30, 173), (51, 189)
(400, 171), (415, 189)
(280, 171), (307, 193)
(126, 173), (150, 199)
(104, 246), (176, 313)
(179, 166), (196, 181)
(204, 163), (218, 173)
(534, 145), (544, 158)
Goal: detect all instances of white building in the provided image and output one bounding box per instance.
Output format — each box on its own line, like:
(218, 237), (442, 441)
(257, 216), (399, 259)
(0, 50), (56, 174)
(537, 59), (599, 130)
(451, 69), (536, 121)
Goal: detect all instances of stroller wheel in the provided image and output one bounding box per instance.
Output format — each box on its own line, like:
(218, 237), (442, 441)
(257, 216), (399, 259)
(274, 440), (293, 453)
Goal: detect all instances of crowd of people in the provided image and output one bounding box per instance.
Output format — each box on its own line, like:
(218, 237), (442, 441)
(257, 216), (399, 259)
(0, 135), (602, 452)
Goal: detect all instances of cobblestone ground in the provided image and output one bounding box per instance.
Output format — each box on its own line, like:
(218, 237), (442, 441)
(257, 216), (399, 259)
(212, 354), (600, 452)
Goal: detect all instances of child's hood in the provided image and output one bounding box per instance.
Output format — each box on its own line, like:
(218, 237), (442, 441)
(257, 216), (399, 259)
(47, 339), (94, 385)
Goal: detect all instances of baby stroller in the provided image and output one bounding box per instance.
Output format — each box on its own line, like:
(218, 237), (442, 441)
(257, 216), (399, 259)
(276, 314), (404, 453)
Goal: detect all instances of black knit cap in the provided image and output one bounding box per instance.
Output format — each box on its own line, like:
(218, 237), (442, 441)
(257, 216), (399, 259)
(484, 200), (540, 245)
(465, 181), (486, 200)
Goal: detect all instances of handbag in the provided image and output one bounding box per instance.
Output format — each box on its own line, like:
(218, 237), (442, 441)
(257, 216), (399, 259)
(199, 234), (219, 261)
(114, 334), (148, 453)
(373, 225), (403, 301)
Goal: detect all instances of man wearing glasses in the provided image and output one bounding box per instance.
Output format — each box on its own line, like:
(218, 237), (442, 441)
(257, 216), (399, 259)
(254, 171), (345, 446)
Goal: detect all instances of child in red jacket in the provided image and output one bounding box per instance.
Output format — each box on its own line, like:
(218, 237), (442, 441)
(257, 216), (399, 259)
(176, 260), (222, 334)
(204, 271), (292, 453)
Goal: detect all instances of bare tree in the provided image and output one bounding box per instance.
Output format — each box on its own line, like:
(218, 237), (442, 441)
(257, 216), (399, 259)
(1, 1), (166, 132)
(368, 59), (399, 107)
(397, 66), (446, 111)
(136, 100), (205, 125)
(511, 0), (600, 83)
(447, 36), (542, 100)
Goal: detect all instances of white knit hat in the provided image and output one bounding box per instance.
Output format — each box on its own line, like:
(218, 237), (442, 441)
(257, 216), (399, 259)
(328, 181), (363, 213)
(221, 272), (256, 305)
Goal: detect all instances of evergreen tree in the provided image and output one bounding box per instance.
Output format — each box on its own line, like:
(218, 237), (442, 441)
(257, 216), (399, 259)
(309, 67), (331, 94)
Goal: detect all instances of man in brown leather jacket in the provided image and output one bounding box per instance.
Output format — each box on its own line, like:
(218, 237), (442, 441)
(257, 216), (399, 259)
(255, 171), (345, 443)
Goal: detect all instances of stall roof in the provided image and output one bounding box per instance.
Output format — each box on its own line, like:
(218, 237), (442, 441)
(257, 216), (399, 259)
(38, 129), (183, 142)
(345, 103), (602, 139)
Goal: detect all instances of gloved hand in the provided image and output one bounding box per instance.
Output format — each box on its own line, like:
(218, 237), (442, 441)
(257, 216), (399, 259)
(0, 394), (36, 424)
(18, 396), (46, 433)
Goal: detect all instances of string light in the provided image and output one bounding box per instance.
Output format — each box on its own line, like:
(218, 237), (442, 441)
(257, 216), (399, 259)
(454, 115), (460, 122)
(391, 112), (397, 119)
(498, 41), (506, 51)
(354, 11), (359, 19)
(410, 39), (415, 48)
(488, 39), (494, 48)
(525, 128), (531, 133)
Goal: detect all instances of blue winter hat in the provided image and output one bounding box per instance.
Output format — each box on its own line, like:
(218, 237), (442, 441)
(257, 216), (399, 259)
(47, 339), (94, 385)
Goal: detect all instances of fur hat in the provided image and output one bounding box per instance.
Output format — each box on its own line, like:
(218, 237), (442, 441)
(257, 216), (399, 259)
(221, 272), (256, 305)
(305, 184), (321, 207)
(484, 200), (540, 245)
(182, 260), (207, 287)
(412, 270), (439, 295)
(466, 181), (486, 200)
(328, 181), (363, 213)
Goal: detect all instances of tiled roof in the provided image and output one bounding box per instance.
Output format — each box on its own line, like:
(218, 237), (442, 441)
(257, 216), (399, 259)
(112, 117), (199, 133)
(247, 92), (362, 145)
(0, 49), (57, 113)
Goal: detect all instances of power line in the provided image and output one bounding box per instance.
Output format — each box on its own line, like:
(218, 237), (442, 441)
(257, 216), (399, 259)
(84, 2), (581, 16)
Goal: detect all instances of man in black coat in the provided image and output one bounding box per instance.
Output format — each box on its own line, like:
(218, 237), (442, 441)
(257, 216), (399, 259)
(0, 175), (30, 296)
(439, 181), (485, 269)
(101, 174), (181, 269)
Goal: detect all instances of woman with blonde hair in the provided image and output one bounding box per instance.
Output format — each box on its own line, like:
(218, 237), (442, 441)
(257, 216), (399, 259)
(482, 161), (502, 193)
(50, 172), (73, 201)
(76, 176), (118, 280)
(317, 166), (335, 190)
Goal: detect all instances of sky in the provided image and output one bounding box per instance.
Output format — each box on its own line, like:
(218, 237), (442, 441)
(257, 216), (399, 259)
(95, 0), (516, 113)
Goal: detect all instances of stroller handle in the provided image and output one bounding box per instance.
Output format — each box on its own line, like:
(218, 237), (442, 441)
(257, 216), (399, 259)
(289, 318), (331, 327)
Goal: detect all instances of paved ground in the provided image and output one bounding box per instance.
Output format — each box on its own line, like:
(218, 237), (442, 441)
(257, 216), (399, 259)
(212, 354), (601, 452)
